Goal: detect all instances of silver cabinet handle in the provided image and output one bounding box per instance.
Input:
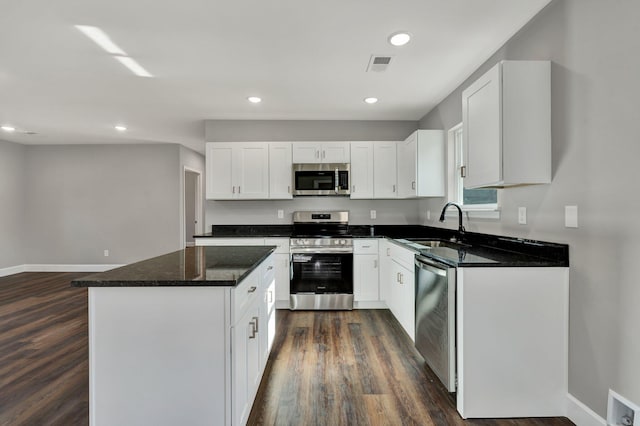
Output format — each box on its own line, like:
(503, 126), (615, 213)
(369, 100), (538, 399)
(352, 185), (356, 192)
(267, 265), (273, 271)
(249, 319), (257, 339)
(386, 248), (390, 256)
(288, 185), (291, 193)
(392, 184), (396, 193)
(238, 186), (241, 194)
(362, 245), (370, 248)
(232, 186), (236, 194)
(253, 316), (259, 333)
(400, 273), (404, 284)
(316, 150), (320, 159)
(248, 286), (257, 293)
(396, 272), (400, 282)
(322, 150), (326, 159)
(411, 181), (416, 190)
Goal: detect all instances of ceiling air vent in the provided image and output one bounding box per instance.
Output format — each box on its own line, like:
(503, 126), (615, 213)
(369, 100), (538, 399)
(366, 55), (393, 72)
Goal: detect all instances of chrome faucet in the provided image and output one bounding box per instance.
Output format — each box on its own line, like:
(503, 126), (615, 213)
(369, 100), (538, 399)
(439, 202), (465, 234)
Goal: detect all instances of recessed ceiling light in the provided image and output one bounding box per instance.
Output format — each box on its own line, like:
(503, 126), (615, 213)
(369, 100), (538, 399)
(388, 32), (411, 47)
(115, 125), (127, 132)
(364, 97), (378, 104)
(75, 25), (127, 56)
(1, 125), (16, 132)
(247, 96), (262, 103)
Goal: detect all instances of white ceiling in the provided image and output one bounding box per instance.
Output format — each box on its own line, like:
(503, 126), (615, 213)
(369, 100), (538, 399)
(0, 0), (551, 153)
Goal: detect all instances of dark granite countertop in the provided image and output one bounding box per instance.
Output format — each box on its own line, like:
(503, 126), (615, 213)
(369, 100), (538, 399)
(194, 224), (569, 268)
(71, 246), (276, 287)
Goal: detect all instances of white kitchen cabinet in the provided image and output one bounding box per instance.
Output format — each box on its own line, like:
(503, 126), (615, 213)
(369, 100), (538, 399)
(350, 141), (399, 199)
(462, 60), (551, 188)
(292, 142), (350, 163)
(268, 142), (292, 199)
(373, 142), (398, 198)
(232, 304), (261, 426)
(353, 239), (380, 306)
(456, 267), (568, 418)
(386, 241), (417, 341)
(378, 239), (392, 303)
(397, 130), (445, 198)
(205, 142), (269, 200)
(350, 142), (374, 199)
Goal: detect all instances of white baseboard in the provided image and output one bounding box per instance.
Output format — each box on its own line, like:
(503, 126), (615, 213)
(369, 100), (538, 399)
(0, 264), (125, 276)
(0, 264), (27, 277)
(567, 394), (606, 426)
(354, 300), (388, 309)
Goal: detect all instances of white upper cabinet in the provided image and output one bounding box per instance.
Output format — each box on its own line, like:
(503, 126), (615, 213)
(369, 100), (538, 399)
(462, 60), (551, 188)
(373, 142), (398, 198)
(397, 130), (445, 198)
(350, 142), (374, 199)
(292, 142), (350, 163)
(350, 141), (399, 199)
(205, 142), (269, 200)
(268, 142), (292, 199)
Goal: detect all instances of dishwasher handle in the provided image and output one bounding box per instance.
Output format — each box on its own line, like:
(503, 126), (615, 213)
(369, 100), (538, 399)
(415, 256), (449, 277)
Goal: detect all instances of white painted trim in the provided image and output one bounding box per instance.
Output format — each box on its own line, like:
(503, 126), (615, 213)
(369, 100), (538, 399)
(0, 264), (28, 277)
(567, 394), (606, 426)
(182, 166), (203, 249)
(25, 264), (125, 272)
(354, 300), (388, 309)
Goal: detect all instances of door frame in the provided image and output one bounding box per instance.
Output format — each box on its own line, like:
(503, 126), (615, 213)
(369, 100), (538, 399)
(182, 166), (203, 248)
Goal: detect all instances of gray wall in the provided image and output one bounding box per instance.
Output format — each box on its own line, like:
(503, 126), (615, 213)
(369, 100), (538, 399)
(418, 0), (640, 417)
(24, 144), (183, 264)
(0, 141), (26, 269)
(204, 120), (421, 225)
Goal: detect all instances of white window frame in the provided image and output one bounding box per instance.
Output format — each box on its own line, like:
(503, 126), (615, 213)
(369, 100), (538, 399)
(446, 123), (501, 219)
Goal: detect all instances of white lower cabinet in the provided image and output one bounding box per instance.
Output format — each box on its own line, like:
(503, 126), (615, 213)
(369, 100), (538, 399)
(353, 239), (381, 307)
(88, 254), (275, 426)
(388, 256), (415, 342)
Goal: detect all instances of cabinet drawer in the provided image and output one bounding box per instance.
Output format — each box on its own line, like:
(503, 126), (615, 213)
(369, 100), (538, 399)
(354, 239), (379, 254)
(232, 267), (261, 324)
(264, 238), (290, 254)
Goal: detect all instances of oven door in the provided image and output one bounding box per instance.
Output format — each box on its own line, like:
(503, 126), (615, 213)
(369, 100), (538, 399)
(290, 250), (353, 294)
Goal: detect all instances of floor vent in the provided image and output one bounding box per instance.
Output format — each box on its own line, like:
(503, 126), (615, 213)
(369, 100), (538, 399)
(367, 55), (393, 72)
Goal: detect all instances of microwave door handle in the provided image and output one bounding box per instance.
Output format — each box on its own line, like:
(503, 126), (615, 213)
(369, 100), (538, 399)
(335, 168), (339, 193)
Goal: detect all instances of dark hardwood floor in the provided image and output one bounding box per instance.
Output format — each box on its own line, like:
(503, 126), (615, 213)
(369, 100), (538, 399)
(248, 310), (574, 426)
(0, 273), (574, 425)
(0, 272), (89, 425)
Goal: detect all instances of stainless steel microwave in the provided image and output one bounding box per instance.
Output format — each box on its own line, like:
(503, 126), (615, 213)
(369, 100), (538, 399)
(292, 163), (350, 196)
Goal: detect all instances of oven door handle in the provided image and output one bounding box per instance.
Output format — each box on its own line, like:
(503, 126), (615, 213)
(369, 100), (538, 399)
(290, 247), (354, 254)
(415, 256), (449, 276)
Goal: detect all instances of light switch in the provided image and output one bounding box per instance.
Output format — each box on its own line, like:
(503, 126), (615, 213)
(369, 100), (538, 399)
(565, 205), (578, 228)
(277, 209), (284, 219)
(518, 207), (527, 225)
(370, 210), (376, 219)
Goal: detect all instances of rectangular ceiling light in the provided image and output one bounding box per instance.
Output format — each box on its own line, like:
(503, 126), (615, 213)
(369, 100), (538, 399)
(114, 56), (153, 78)
(75, 25), (127, 56)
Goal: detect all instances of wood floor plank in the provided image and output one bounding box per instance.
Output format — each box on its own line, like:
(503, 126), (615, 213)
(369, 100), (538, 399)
(248, 309), (574, 426)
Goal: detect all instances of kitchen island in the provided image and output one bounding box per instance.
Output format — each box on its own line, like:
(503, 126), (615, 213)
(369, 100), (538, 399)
(72, 246), (277, 426)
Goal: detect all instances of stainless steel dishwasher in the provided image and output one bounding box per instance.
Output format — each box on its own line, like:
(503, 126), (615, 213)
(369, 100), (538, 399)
(414, 255), (456, 392)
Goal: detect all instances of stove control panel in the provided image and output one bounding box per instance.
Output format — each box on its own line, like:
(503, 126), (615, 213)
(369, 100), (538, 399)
(290, 238), (353, 248)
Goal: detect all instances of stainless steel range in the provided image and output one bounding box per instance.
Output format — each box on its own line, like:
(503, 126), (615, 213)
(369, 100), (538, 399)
(289, 211), (353, 310)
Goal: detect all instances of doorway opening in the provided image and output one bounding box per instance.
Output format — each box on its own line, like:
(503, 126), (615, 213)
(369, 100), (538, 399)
(183, 168), (202, 248)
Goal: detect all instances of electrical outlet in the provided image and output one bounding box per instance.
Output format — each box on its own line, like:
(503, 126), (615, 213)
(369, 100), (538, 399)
(277, 209), (284, 219)
(518, 207), (527, 225)
(608, 390), (639, 426)
(565, 205), (578, 228)
(427, 210), (431, 220)
(370, 210), (376, 219)
(103, 249), (109, 257)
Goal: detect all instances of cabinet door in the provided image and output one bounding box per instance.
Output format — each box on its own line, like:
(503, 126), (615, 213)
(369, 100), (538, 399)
(373, 142), (398, 198)
(236, 143), (269, 199)
(273, 253), (290, 304)
(322, 142), (350, 163)
(269, 142), (293, 199)
(354, 254), (379, 301)
(292, 143), (321, 163)
(205, 143), (234, 199)
(390, 261), (415, 341)
(378, 240), (392, 305)
(397, 135), (417, 198)
(462, 63), (502, 188)
(232, 305), (260, 426)
(350, 142), (374, 199)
